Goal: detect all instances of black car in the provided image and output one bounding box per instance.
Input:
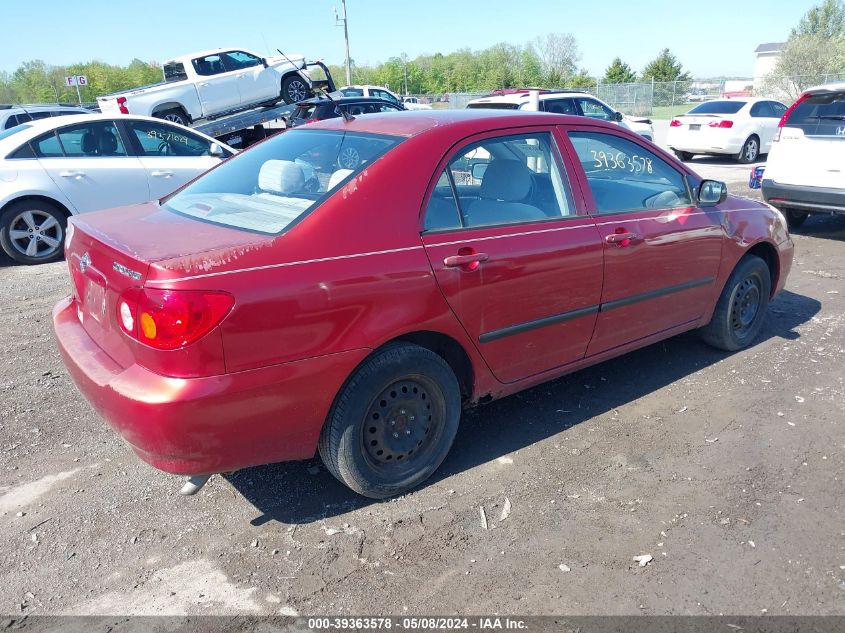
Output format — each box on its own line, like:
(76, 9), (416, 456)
(287, 96), (405, 128)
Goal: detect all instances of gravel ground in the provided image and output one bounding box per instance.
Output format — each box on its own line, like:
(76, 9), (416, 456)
(1, 164), (844, 616)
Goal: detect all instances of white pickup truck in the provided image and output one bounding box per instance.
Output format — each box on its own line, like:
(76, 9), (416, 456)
(97, 48), (315, 126)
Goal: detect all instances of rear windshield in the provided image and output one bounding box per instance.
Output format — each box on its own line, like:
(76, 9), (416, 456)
(163, 129), (402, 234)
(687, 101), (746, 115)
(786, 91), (845, 136)
(466, 102), (520, 110)
(292, 104), (318, 120)
(164, 62), (188, 82)
(340, 88), (364, 97)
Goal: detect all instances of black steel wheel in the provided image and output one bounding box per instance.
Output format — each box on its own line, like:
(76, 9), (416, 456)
(318, 343), (461, 499)
(700, 254), (771, 351)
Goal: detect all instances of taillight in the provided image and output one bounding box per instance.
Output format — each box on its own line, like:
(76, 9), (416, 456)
(117, 97), (129, 114)
(708, 120), (734, 128)
(304, 118), (319, 125)
(774, 92), (809, 142)
(669, 119), (682, 127)
(117, 288), (234, 350)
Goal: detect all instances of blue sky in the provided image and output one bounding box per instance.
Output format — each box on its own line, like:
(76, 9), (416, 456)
(2, 0), (808, 77)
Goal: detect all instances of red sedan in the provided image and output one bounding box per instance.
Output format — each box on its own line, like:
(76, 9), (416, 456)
(54, 110), (794, 498)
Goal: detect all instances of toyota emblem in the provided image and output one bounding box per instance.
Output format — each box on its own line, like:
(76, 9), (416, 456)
(79, 252), (91, 274)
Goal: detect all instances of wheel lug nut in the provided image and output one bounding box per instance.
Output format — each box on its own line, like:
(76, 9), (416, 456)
(392, 432), (399, 438)
(399, 409), (406, 415)
(405, 430), (411, 435)
(390, 420), (395, 426)
(409, 415), (415, 421)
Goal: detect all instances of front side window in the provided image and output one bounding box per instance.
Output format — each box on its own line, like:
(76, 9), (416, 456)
(127, 120), (219, 157)
(373, 89), (399, 104)
(577, 98), (615, 121)
(567, 131), (691, 214)
(33, 121), (127, 158)
(163, 129), (402, 234)
(224, 51), (262, 71)
(423, 132), (574, 231)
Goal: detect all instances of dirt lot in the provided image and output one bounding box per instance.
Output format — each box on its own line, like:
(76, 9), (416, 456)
(1, 163), (844, 616)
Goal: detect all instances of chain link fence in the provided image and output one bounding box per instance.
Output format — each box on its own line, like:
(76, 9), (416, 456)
(410, 74), (845, 117)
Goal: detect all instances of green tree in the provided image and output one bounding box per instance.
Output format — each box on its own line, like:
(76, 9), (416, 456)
(603, 57), (637, 83)
(764, 35), (845, 99)
(567, 70), (597, 90)
(641, 49), (691, 82)
(792, 0), (845, 38)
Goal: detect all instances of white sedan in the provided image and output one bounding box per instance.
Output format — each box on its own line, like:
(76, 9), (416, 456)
(667, 98), (787, 163)
(0, 113), (234, 264)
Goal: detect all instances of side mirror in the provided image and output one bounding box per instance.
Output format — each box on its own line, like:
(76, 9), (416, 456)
(471, 162), (489, 181)
(209, 143), (225, 158)
(613, 111), (624, 122)
(698, 180), (727, 206)
(260, 58), (269, 68)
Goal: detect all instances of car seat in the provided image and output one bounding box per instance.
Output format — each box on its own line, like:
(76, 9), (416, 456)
(257, 160), (306, 196)
(98, 131), (120, 155)
(81, 132), (99, 156)
(465, 159), (546, 225)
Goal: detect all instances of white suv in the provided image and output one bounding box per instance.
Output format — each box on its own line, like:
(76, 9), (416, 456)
(762, 82), (845, 228)
(466, 90), (654, 141)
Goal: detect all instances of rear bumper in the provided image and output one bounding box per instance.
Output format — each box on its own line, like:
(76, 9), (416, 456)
(762, 179), (845, 214)
(53, 297), (369, 475)
(667, 131), (744, 155)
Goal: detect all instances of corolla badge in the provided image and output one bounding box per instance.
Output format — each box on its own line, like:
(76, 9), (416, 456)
(79, 252), (91, 274)
(113, 261), (142, 281)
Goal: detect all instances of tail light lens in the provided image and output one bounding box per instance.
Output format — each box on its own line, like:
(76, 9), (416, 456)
(669, 119), (682, 127)
(774, 92), (809, 142)
(304, 117), (319, 124)
(117, 288), (234, 350)
(117, 97), (129, 114)
(708, 120), (734, 128)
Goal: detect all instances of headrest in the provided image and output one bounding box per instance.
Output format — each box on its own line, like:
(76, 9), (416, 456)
(479, 159), (532, 202)
(99, 131), (118, 154)
(258, 160), (305, 194)
(328, 168), (353, 189)
(81, 132), (98, 154)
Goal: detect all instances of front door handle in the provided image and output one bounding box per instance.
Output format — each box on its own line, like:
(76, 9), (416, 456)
(605, 232), (638, 246)
(444, 252), (489, 268)
(151, 170), (174, 178)
(59, 170), (85, 178)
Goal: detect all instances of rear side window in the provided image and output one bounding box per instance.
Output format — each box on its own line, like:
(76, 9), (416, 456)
(786, 91), (845, 137)
(568, 131), (691, 214)
(688, 101), (746, 115)
(749, 102), (775, 118)
(4, 114), (18, 129)
(164, 62), (188, 82)
(340, 88), (364, 97)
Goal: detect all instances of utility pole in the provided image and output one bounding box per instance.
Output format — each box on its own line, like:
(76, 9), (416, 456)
(334, 1), (351, 86)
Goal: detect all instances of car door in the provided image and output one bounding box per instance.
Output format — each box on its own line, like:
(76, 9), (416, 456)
(33, 120), (149, 213)
(559, 126), (723, 356)
(121, 119), (223, 200)
(749, 101), (779, 152)
(192, 53), (241, 115)
(420, 129), (604, 384)
(223, 50), (277, 105)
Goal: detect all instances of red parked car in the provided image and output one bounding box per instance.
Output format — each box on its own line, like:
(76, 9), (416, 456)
(54, 110), (794, 499)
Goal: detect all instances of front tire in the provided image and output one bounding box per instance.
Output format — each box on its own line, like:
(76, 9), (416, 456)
(318, 343), (461, 499)
(737, 135), (760, 164)
(281, 75), (311, 105)
(0, 200), (67, 265)
(700, 255), (771, 351)
(784, 208), (809, 229)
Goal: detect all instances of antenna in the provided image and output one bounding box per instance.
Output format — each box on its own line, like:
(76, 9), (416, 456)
(277, 48), (307, 71)
(318, 88), (355, 123)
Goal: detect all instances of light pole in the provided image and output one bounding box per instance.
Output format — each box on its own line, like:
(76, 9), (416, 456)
(334, 1), (351, 86)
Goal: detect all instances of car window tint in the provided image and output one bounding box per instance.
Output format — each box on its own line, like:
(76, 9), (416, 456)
(4, 114), (18, 129)
(577, 98), (614, 120)
(423, 170), (462, 231)
(34, 121), (128, 158)
(127, 120), (213, 156)
(568, 131), (691, 214)
(438, 132), (574, 229)
(786, 91), (845, 136)
(9, 142), (35, 159)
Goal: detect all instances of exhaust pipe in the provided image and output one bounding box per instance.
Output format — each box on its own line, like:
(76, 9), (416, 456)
(179, 474), (211, 496)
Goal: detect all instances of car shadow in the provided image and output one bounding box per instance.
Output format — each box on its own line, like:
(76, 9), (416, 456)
(229, 289), (821, 527)
(683, 155), (766, 168)
(789, 213), (845, 242)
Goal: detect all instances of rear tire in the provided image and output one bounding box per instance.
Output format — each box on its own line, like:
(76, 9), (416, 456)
(281, 75), (311, 105)
(737, 135), (760, 164)
(674, 150), (693, 162)
(156, 108), (189, 127)
(318, 343), (461, 499)
(700, 255), (771, 351)
(0, 200), (67, 265)
(784, 208), (809, 229)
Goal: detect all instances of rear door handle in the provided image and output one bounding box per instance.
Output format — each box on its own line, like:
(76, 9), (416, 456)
(199, 82), (210, 87)
(605, 232), (638, 245)
(444, 252), (489, 267)
(151, 170), (174, 178)
(59, 170), (85, 178)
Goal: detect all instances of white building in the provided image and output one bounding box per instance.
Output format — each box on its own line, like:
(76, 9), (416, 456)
(753, 42), (785, 89)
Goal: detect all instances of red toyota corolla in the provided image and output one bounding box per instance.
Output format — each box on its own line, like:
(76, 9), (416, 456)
(54, 110), (793, 498)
